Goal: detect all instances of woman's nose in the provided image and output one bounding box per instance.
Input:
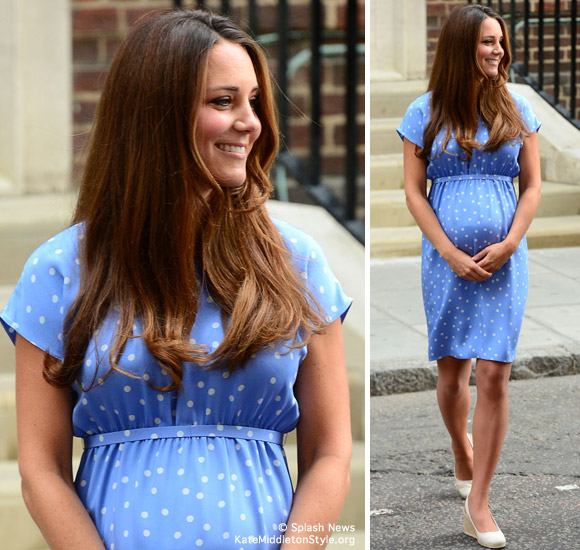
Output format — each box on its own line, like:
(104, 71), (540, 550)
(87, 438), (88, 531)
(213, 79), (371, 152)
(233, 103), (261, 133)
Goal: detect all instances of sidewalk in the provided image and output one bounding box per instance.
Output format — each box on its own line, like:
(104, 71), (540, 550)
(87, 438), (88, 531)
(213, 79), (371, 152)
(370, 375), (580, 550)
(371, 247), (580, 395)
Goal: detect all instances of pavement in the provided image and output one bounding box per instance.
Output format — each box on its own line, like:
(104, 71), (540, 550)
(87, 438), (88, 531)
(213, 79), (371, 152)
(371, 247), (580, 395)
(370, 374), (580, 550)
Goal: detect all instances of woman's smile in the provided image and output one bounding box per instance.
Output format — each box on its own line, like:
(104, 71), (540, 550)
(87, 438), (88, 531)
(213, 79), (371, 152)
(216, 143), (248, 155)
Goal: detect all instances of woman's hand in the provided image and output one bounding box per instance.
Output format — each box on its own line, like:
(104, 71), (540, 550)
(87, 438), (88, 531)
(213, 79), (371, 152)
(472, 240), (517, 274)
(443, 248), (492, 282)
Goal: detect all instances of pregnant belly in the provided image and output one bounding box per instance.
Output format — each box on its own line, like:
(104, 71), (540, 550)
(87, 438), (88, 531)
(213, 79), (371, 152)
(76, 437), (293, 549)
(429, 180), (518, 255)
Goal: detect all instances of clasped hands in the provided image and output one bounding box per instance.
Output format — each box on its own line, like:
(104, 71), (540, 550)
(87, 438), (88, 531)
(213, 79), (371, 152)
(444, 240), (517, 283)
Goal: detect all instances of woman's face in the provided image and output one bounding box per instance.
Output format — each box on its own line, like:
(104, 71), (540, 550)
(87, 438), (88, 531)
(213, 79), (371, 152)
(477, 17), (504, 78)
(195, 41), (262, 188)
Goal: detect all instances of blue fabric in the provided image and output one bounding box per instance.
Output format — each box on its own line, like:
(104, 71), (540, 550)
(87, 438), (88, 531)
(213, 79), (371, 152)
(397, 90), (540, 362)
(1, 217), (352, 549)
(83, 425), (285, 450)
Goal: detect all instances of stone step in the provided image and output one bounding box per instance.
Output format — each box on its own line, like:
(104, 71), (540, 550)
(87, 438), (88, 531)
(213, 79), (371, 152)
(370, 118), (402, 156)
(534, 181), (580, 217)
(370, 189), (412, 229)
(0, 193), (74, 285)
(0, 460), (50, 549)
(371, 215), (580, 258)
(0, 286), (15, 375)
(370, 181), (580, 230)
(370, 79), (428, 119)
(526, 215), (580, 248)
(0, 373), (16, 461)
(370, 153), (405, 191)
(0, 442), (364, 549)
(370, 225), (422, 258)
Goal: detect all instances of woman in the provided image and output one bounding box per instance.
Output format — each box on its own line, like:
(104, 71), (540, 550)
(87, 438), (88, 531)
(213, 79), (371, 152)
(399, 4), (541, 549)
(1, 8), (352, 550)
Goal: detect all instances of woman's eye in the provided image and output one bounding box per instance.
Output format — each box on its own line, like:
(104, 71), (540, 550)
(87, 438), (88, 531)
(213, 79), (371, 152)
(211, 97), (231, 107)
(249, 96), (260, 110)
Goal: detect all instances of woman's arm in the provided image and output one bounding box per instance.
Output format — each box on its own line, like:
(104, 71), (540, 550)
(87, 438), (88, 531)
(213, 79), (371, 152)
(281, 319), (352, 549)
(472, 131), (542, 272)
(15, 335), (105, 549)
(403, 138), (492, 282)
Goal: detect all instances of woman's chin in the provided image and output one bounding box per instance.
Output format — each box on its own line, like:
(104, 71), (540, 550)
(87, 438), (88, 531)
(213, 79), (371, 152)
(215, 176), (246, 189)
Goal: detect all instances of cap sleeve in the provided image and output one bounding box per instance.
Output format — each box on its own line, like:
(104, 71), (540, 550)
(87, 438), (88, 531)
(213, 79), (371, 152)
(0, 226), (80, 360)
(396, 93), (431, 148)
(512, 91), (541, 133)
(274, 219), (352, 324)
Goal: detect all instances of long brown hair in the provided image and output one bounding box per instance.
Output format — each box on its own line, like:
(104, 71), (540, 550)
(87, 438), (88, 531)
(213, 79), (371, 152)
(419, 4), (530, 161)
(45, 8), (325, 391)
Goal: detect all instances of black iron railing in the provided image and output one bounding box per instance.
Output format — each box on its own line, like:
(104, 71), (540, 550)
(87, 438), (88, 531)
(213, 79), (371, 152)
(469, 0), (580, 130)
(173, 0), (364, 243)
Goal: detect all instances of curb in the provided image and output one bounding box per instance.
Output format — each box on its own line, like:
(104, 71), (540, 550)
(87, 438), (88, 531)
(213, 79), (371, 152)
(370, 346), (580, 396)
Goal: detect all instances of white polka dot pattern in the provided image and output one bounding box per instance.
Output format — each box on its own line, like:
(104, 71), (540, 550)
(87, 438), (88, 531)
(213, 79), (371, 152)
(397, 91), (539, 362)
(0, 217), (352, 549)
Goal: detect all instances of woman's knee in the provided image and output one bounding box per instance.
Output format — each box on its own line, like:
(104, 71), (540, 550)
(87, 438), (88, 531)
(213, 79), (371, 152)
(475, 359), (511, 398)
(437, 357), (472, 395)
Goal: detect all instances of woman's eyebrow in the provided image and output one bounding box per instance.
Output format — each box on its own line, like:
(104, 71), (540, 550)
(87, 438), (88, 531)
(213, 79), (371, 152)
(208, 85), (260, 92)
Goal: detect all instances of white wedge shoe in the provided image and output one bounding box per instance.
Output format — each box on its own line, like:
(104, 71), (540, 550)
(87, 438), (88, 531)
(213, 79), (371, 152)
(463, 497), (506, 549)
(454, 433), (473, 498)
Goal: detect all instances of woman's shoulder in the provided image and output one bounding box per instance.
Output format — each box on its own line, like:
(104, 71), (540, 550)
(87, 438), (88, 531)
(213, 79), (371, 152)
(507, 88), (532, 111)
(23, 224), (82, 273)
(398, 91), (431, 145)
(270, 215), (330, 272)
(271, 216), (322, 254)
(507, 87), (541, 132)
(404, 91), (431, 116)
(16, 224), (84, 292)
(269, 215), (352, 322)
(1, 224), (83, 355)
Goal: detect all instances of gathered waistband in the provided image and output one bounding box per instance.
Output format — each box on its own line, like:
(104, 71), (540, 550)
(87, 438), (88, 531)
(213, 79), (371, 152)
(83, 424), (285, 449)
(431, 174), (513, 184)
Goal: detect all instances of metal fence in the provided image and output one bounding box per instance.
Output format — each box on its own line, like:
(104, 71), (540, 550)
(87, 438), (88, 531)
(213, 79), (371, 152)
(174, 0), (364, 243)
(469, 0), (579, 130)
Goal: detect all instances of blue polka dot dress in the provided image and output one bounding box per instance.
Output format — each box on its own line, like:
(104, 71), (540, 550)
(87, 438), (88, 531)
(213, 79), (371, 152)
(397, 90), (540, 363)
(0, 217), (352, 550)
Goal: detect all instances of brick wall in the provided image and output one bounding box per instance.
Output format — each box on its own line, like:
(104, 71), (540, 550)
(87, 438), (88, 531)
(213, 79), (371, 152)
(426, 0), (579, 120)
(72, 0), (365, 184)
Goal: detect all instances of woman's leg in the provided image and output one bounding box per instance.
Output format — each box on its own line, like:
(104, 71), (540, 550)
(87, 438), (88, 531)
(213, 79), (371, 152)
(436, 356), (474, 481)
(467, 358), (512, 532)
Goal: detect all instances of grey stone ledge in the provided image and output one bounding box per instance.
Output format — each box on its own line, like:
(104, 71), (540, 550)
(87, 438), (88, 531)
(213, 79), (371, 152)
(371, 345), (580, 396)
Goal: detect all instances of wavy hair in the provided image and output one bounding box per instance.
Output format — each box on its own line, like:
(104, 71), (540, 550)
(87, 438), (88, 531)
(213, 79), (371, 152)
(419, 4), (531, 161)
(44, 8), (325, 391)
